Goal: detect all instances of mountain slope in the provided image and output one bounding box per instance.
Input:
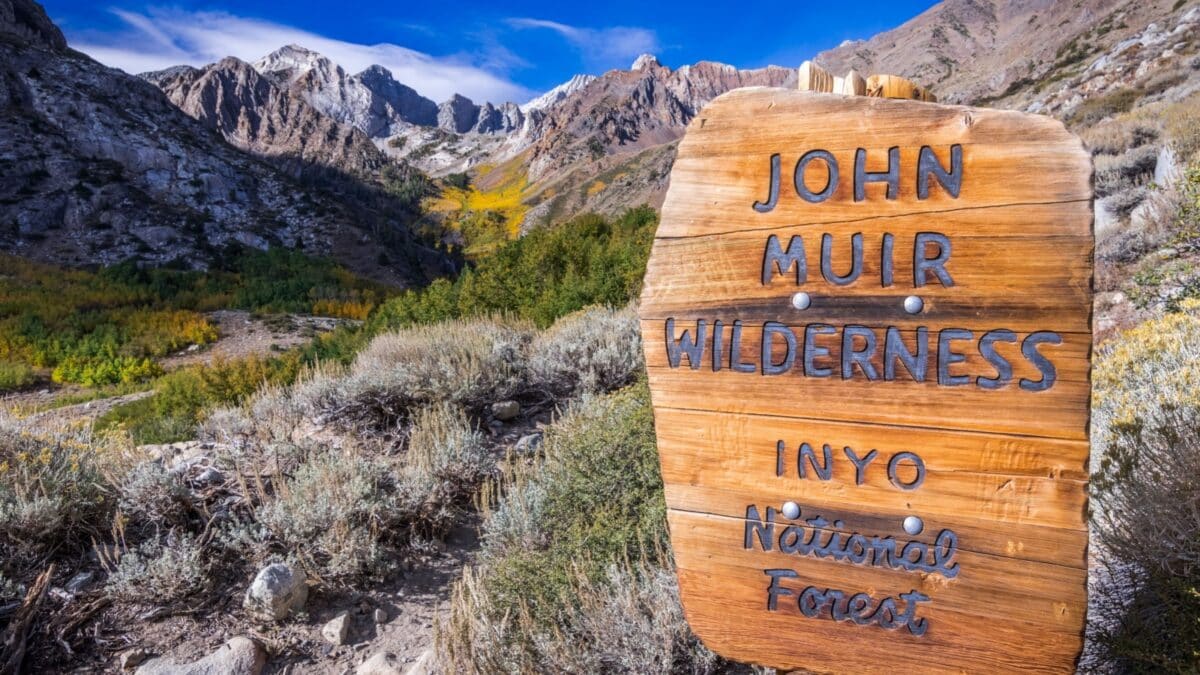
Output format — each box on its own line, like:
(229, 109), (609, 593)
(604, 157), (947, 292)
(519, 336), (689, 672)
(813, 0), (1184, 105)
(144, 57), (388, 178)
(0, 0), (440, 284)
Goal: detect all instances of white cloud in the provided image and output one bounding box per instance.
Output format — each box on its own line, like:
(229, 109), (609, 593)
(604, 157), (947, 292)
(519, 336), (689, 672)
(68, 8), (534, 104)
(506, 18), (659, 69)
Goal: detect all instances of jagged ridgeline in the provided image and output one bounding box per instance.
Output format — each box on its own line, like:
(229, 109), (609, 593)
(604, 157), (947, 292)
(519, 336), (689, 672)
(0, 0), (445, 285)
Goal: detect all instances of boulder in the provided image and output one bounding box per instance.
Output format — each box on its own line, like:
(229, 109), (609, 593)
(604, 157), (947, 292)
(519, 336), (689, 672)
(135, 637), (265, 675)
(243, 563), (307, 621)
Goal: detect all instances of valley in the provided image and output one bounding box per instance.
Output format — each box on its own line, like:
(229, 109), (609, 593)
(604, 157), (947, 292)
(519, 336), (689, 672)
(0, 0), (1199, 672)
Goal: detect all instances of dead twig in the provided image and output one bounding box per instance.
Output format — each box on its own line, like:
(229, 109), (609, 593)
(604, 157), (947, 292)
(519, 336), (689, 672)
(0, 564), (55, 675)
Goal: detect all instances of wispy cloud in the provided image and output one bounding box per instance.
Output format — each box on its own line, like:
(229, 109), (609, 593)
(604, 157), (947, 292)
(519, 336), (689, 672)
(69, 8), (534, 104)
(506, 18), (659, 69)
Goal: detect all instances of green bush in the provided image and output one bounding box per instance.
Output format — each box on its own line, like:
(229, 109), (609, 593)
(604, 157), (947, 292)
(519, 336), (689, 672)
(436, 382), (719, 672)
(96, 354), (303, 445)
(444, 172), (471, 190)
(0, 361), (35, 391)
(371, 207), (657, 330)
(1069, 88), (1142, 127)
(51, 355), (162, 386)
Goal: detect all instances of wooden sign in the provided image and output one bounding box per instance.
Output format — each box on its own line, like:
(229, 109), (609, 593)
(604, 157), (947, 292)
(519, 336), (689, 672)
(639, 89), (1092, 673)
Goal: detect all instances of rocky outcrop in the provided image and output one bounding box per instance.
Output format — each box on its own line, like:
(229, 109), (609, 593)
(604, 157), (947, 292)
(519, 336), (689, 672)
(522, 57), (796, 181)
(0, 0), (438, 283)
(437, 94), (480, 133)
(244, 563), (308, 622)
(0, 0), (65, 50)
(472, 101), (524, 134)
(812, 0), (1185, 105)
(253, 46), (439, 136)
(136, 637), (266, 675)
(145, 57), (387, 177)
(357, 64), (438, 127)
(520, 73), (596, 112)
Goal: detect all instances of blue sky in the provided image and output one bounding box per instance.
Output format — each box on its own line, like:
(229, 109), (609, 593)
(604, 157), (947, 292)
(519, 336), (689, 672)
(44, 1), (938, 104)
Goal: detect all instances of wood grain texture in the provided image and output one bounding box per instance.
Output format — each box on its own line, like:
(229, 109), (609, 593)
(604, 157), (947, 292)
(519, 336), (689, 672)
(639, 89), (1092, 673)
(670, 510), (1086, 674)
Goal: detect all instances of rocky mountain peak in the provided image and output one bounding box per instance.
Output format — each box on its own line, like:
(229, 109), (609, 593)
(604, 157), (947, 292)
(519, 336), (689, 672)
(0, 0), (66, 50)
(631, 53), (662, 71)
(521, 73), (597, 112)
(253, 44), (341, 85)
(355, 64), (439, 127)
(437, 94), (479, 133)
(0, 10), (439, 284)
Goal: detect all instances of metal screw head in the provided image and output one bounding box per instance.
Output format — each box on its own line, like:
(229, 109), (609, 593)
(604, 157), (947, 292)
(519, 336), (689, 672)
(791, 292), (811, 311)
(903, 295), (924, 314)
(902, 515), (924, 536)
(781, 501), (801, 519)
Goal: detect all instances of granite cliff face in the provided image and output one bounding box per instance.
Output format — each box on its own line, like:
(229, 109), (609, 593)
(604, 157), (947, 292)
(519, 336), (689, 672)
(0, 0), (438, 283)
(144, 57), (388, 178)
(253, 45), (438, 136)
(522, 56), (797, 182)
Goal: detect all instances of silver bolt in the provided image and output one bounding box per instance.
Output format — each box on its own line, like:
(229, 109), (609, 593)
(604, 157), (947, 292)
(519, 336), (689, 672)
(781, 501), (801, 519)
(791, 292), (811, 311)
(903, 515), (924, 536)
(903, 295), (924, 314)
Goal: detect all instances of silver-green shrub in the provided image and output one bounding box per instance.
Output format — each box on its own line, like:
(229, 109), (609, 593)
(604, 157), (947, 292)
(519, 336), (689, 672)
(105, 533), (208, 605)
(296, 318), (532, 429)
(391, 402), (493, 540)
(528, 305), (642, 398)
(255, 449), (392, 581)
(119, 461), (192, 527)
(1088, 300), (1200, 671)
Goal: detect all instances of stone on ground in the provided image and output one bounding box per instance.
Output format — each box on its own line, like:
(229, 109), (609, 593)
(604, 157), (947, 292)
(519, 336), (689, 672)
(322, 611), (352, 645)
(243, 563), (307, 621)
(135, 637), (265, 675)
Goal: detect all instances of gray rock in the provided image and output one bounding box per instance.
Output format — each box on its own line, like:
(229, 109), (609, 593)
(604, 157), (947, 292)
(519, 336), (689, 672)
(514, 433), (542, 454)
(437, 94), (480, 134)
(244, 563), (308, 622)
(491, 400), (520, 421)
(136, 637), (265, 675)
(322, 611), (351, 645)
(356, 652), (403, 675)
(120, 648), (153, 670)
(373, 607), (388, 624)
(404, 649), (436, 675)
(1155, 146), (1181, 188)
(193, 467), (224, 485)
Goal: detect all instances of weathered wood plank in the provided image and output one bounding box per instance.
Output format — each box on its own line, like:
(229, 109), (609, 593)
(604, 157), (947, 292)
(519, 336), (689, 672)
(670, 511), (1085, 673)
(641, 320), (1091, 387)
(638, 88), (1092, 672)
(640, 207), (1093, 332)
(645, 365), (1089, 440)
(653, 91), (1091, 239)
